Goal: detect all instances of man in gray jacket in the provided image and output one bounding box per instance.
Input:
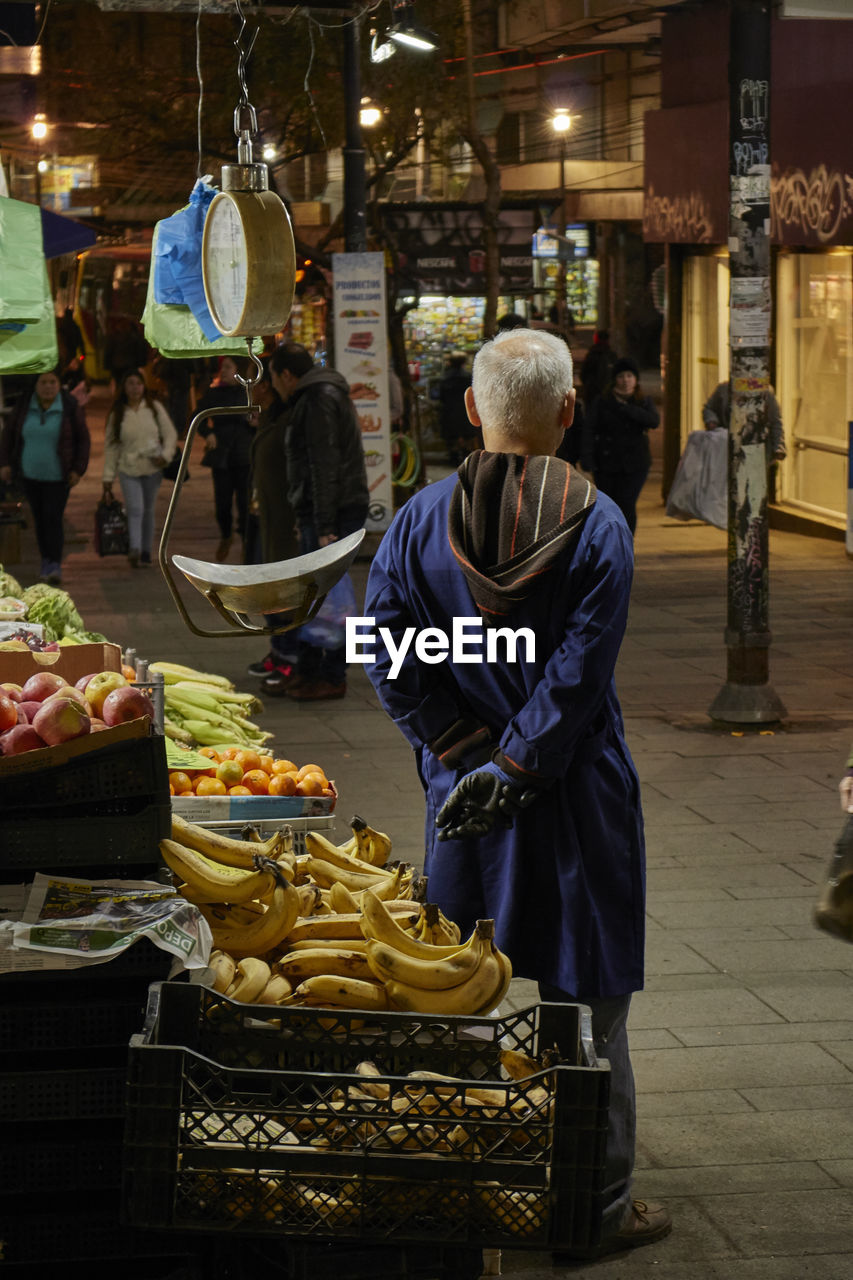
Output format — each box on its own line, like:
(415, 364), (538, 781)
(264, 343), (368, 701)
(702, 381), (786, 459)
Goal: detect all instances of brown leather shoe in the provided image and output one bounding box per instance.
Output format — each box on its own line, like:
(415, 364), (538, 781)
(600, 1199), (672, 1255)
(286, 679), (346, 701)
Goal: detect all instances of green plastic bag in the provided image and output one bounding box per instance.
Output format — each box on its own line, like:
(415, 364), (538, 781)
(0, 256), (59, 374)
(141, 222), (248, 359)
(0, 198), (45, 324)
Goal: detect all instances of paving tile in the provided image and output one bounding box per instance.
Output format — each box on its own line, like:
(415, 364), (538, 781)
(674, 1022), (853, 1048)
(700, 1188), (853, 1258)
(628, 987), (784, 1030)
(737, 1082), (853, 1111)
(727, 821), (831, 855)
(643, 936), (717, 976)
(647, 897), (815, 929)
(741, 972), (853, 1022)
(638, 1088), (753, 1117)
(637, 1160), (836, 1198)
(646, 829), (760, 858)
(647, 864), (813, 892)
(633, 1043), (851, 1093)
(818, 1161), (853, 1187)
(821, 1040), (853, 1070)
(640, 1108), (853, 1166)
(688, 937), (850, 974)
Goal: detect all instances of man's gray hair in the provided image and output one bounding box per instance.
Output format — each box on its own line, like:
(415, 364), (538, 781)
(471, 328), (573, 438)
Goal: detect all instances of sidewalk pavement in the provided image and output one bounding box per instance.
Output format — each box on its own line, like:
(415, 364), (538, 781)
(13, 385), (853, 1277)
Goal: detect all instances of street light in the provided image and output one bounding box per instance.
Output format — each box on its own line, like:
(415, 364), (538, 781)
(550, 109), (572, 332)
(359, 99), (382, 129)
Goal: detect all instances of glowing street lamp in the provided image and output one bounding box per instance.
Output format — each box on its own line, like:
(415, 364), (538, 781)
(550, 109), (572, 332)
(359, 99), (382, 129)
(31, 113), (48, 141)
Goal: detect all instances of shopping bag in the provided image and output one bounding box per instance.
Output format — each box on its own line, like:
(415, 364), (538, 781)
(94, 497), (130, 557)
(665, 428), (727, 530)
(300, 573), (357, 648)
(813, 814), (853, 945)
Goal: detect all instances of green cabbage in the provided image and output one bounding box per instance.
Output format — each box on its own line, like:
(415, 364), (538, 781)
(21, 584), (85, 640)
(0, 565), (23, 598)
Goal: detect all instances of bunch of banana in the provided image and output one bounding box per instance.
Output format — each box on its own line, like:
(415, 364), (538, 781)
(206, 952), (293, 1004)
(349, 814), (393, 867)
(359, 889), (512, 1017)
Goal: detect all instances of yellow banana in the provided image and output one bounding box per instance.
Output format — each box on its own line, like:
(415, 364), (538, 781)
(228, 957), (271, 1003)
(499, 1049), (543, 1083)
(285, 903), (419, 945)
(356, 865), (403, 906)
(256, 974), (293, 1005)
(297, 883), (323, 915)
(286, 936), (369, 954)
(206, 949), (236, 994)
(209, 878), (301, 959)
(170, 814), (281, 869)
(478, 942), (512, 1014)
(304, 831), (392, 878)
(350, 815), (393, 867)
(276, 947), (373, 982)
(304, 855), (389, 894)
(385, 943), (507, 1016)
(360, 891), (465, 960)
(289, 974), (388, 1011)
(329, 881), (360, 914)
(160, 839), (276, 905)
(366, 920), (492, 991)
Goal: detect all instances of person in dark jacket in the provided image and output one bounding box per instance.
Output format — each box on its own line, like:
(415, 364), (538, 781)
(364, 327), (670, 1257)
(197, 355), (254, 562)
(264, 342), (368, 701)
(579, 329), (617, 408)
(581, 357), (659, 534)
(437, 352), (474, 464)
(0, 369), (90, 584)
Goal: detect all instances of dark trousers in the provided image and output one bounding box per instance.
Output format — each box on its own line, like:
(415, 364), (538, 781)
(22, 478), (70, 567)
(296, 506), (365, 685)
(593, 469), (649, 535)
(211, 465), (250, 540)
(540, 983), (635, 1239)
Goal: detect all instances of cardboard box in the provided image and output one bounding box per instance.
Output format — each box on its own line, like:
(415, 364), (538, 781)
(0, 642), (122, 689)
(0, 715), (150, 778)
(171, 785), (337, 822)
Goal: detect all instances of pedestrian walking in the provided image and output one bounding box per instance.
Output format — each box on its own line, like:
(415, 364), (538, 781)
(579, 329), (617, 407)
(581, 356), (660, 534)
(437, 351), (474, 465)
(101, 369), (177, 569)
(0, 369), (90, 585)
(262, 342), (368, 702)
(197, 356), (255, 563)
(364, 327), (670, 1257)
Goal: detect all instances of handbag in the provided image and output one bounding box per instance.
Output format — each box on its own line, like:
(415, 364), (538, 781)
(94, 496), (130, 557)
(813, 813), (853, 944)
(162, 446), (184, 483)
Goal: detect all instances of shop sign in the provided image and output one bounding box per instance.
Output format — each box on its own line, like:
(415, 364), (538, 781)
(331, 252), (393, 534)
(380, 204), (536, 296)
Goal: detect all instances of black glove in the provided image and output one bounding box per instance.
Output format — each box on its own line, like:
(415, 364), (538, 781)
(435, 762), (538, 842)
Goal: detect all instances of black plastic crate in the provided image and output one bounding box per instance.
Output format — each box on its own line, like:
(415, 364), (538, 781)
(0, 732), (169, 814)
(0, 936), (174, 991)
(0, 979), (157, 1069)
(123, 983), (610, 1256)
(0, 800), (170, 878)
(0, 1193), (193, 1271)
(0, 1065), (127, 1125)
(0, 1128), (125, 1197)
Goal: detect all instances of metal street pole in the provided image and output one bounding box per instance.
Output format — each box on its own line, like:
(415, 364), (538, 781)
(556, 135), (567, 331)
(342, 18), (367, 253)
(708, 0), (786, 725)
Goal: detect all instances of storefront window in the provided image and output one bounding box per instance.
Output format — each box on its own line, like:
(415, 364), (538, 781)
(776, 251), (852, 524)
(680, 253), (729, 444)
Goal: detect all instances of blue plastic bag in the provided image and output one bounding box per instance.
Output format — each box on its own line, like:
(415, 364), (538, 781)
(152, 179), (221, 342)
(300, 573), (357, 649)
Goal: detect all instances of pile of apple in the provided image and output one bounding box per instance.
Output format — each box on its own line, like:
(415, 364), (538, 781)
(0, 669), (154, 757)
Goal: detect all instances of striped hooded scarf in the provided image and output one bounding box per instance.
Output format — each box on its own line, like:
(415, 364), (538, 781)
(447, 451), (596, 624)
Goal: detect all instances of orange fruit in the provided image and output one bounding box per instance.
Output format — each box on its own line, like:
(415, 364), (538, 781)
(228, 785), (252, 796)
(259, 755), (274, 774)
(242, 769), (270, 795)
(271, 758), (297, 776)
(122, 664), (137, 681)
(196, 776), (227, 796)
(169, 771), (193, 794)
(220, 747), (240, 760)
(169, 783), (175, 795)
(235, 749), (262, 774)
(199, 747), (221, 761)
(297, 763), (327, 782)
(321, 786), (335, 798)
(268, 772), (297, 796)
(216, 759), (244, 786)
(296, 774), (323, 797)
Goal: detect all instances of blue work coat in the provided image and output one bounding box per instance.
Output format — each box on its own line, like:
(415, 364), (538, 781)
(364, 473), (645, 999)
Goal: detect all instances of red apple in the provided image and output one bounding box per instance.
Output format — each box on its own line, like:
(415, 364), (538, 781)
(20, 671), (68, 703)
(43, 686), (89, 712)
(0, 683), (22, 702)
(0, 693), (17, 733)
(0, 724), (46, 755)
(101, 685), (154, 727)
(75, 673), (97, 694)
(85, 671), (128, 717)
(18, 700), (43, 723)
(32, 696), (91, 746)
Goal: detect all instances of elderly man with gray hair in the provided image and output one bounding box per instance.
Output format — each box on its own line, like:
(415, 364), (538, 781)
(364, 328), (670, 1258)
